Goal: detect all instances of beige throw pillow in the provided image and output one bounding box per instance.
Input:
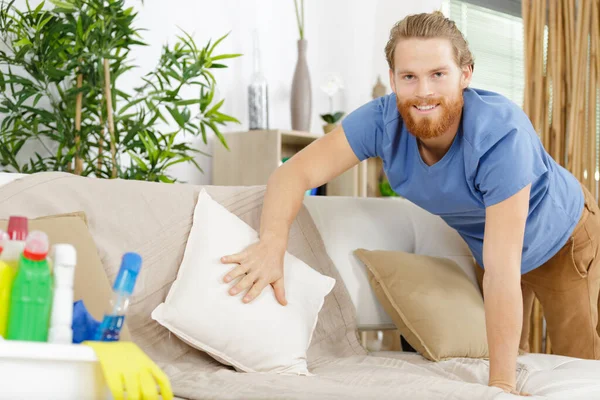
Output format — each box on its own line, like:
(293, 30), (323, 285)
(353, 248), (488, 361)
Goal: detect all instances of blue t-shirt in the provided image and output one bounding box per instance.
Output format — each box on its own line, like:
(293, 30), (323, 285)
(342, 88), (583, 274)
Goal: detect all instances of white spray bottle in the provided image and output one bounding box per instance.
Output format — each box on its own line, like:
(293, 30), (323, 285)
(48, 244), (77, 344)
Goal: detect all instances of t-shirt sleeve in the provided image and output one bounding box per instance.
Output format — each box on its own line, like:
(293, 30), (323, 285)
(474, 129), (548, 207)
(341, 98), (385, 161)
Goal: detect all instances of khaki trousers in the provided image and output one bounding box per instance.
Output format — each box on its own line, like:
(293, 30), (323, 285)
(476, 184), (600, 359)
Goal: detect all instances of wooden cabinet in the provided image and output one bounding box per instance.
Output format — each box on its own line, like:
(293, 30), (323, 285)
(212, 129), (382, 197)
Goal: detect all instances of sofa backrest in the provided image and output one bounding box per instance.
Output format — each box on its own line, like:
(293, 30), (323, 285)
(0, 172), (367, 369)
(303, 195), (478, 330)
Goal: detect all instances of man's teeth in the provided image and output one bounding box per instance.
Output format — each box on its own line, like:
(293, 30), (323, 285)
(416, 105), (437, 110)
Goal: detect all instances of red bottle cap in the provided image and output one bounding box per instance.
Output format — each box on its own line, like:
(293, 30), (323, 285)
(0, 230), (7, 253)
(23, 231), (49, 261)
(7, 216), (28, 241)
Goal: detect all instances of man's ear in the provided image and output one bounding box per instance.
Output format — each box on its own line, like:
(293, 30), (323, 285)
(461, 65), (473, 89)
(388, 68), (396, 93)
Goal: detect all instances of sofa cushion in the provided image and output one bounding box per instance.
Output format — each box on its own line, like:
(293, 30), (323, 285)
(0, 211), (131, 340)
(151, 189), (335, 374)
(353, 248), (488, 361)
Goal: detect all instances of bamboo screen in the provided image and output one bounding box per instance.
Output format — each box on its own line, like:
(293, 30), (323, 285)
(523, 0), (600, 197)
(522, 0), (600, 355)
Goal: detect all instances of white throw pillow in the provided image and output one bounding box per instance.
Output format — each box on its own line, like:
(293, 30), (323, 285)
(152, 188), (335, 375)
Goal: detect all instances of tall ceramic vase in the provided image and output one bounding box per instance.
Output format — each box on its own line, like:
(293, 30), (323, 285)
(291, 39), (312, 132)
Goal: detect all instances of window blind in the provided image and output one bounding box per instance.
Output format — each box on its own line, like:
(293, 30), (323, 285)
(442, 0), (525, 108)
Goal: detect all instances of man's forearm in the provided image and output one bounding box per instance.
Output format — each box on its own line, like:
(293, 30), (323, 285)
(482, 266), (523, 388)
(259, 165), (309, 247)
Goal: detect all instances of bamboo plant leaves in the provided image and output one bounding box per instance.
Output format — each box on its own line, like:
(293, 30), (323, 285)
(0, 0), (241, 182)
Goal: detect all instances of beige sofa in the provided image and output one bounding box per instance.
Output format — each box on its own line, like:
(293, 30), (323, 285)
(0, 172), (599, 400)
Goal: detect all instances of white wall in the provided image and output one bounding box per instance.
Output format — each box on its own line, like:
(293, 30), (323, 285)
(10, 0), (443, 183)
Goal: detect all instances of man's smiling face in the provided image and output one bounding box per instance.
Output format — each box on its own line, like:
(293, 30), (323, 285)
(389, 37), (468, 140)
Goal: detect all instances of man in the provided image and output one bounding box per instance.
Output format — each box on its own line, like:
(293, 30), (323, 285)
(220, 11), (600, 395)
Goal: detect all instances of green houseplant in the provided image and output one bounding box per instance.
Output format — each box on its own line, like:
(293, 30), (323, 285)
(319, 111), (344, 133)
(0, 0), (241, 182)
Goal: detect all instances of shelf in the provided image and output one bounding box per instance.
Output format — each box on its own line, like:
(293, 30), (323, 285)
(213, 129), (382, 197)
(280, 130), (322, 147)
(226, 130), (321, 148)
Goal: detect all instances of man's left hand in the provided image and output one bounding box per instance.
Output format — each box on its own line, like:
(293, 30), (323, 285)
(490, 382), (531, 396)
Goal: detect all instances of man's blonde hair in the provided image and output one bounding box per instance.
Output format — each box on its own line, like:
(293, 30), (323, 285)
(385, 11), (474, 72)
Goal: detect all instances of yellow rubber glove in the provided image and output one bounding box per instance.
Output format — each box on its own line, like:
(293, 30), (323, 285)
(84, 341), (173, 400)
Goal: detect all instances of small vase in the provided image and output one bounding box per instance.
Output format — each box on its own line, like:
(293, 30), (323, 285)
(291, 39), (312, 132)
(248, 31), (268, 130)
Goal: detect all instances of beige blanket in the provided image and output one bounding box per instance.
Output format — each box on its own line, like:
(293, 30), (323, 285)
(0, 172), (532, 399)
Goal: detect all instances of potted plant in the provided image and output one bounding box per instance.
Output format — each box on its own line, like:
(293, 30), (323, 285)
(0, 0), (241, 183)
(319, 74), (344, 133)
(320, 112), (344, 134)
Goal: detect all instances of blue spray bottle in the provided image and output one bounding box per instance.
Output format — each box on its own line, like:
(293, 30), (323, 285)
(94, 252), (142, 341)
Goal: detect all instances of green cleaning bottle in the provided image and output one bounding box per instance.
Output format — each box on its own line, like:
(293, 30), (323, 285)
(7, 231), (53, 342)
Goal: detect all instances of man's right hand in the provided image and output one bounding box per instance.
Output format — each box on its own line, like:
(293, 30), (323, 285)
(219, 124), (360, 307)
(220, 238), (288, 306)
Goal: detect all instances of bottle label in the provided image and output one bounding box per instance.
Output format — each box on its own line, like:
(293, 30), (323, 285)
(95, 315), (125, 341)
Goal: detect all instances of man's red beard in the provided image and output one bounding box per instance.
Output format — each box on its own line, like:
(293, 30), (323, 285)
(397, 93), (464, 140)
